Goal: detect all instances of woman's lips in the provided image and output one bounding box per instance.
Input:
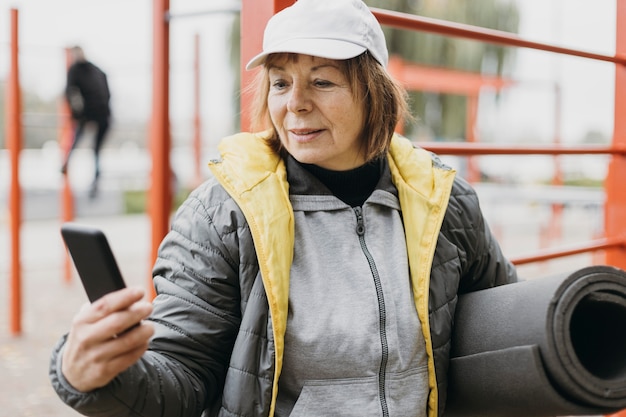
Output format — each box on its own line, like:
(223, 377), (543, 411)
(289, 129), (323, 142)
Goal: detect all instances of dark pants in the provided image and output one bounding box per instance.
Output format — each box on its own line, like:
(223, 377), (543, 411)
(63, 117), (110, 181)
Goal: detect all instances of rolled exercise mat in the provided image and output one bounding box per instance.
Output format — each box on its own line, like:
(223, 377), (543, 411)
(445, 265), (626, 417)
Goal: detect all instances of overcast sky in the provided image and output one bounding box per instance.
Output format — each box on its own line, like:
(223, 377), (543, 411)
(0, 0), (618, 148)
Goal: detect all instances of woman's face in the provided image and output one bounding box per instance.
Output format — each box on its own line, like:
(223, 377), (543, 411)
(267, 54), (366, 171)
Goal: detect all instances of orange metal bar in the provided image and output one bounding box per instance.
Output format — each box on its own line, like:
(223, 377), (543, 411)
(240, 0), (294, 132)
(552, 84), (563, 186)
(604, 0), (626, 270)
(192, 33), (202, 187)
(548, 83), (564, 244)
(59, 47), (75, 283)
(7, 8), (22, 336)
(388, 56), (514, 95)
(511, 236), (626, 266)
(417, 142), (626, 156)
(148, 0), (171, 299)
(371, 8), (626, 65)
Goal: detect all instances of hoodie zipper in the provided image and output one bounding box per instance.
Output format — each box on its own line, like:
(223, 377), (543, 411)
(354, 206), (390, 417)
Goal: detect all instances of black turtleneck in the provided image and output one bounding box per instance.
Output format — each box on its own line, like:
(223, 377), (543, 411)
(299, 159), (382, 207)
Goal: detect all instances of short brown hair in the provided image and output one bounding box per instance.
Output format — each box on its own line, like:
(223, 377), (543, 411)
(248, 52), (410, 163)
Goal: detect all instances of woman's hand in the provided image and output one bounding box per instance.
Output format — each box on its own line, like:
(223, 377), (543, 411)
(61, 286), (155, 392)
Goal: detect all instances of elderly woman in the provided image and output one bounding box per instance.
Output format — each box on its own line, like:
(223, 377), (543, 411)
(50, 0), (517, 416)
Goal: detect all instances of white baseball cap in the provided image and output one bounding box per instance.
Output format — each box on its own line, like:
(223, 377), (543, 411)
(245, 0), (389, 70)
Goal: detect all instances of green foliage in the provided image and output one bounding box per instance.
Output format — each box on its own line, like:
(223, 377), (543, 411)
(123, 187), (192, 215)
(123, 189), (148, 214)
(563, 178), (603, 188)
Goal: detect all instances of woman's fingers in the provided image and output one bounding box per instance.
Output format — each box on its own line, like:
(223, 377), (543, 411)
(63, 321), (155, 392)
(81, 286), (147, 324)
(96, 296), (153, 339)
(74, 287), (152, 341)
(101, 321), (155, 375)
(61, 286), (155, 392)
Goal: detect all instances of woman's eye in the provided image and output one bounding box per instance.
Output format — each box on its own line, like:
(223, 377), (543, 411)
(271, 79), (288, 89)
(314, 79), (333, 88)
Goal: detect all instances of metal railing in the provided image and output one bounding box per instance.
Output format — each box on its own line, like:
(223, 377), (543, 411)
(369, 6), (626, 268)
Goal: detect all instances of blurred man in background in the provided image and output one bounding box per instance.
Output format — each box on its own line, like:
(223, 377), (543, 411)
(61, 45), (111, 198)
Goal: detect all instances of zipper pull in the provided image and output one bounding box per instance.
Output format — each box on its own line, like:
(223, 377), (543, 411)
(354, 207), (365, 236)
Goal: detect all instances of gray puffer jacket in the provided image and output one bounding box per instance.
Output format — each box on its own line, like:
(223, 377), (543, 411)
(49, 133), (517, 417)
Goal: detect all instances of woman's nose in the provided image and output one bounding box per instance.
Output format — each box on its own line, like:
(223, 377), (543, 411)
(287, 83), (312, 113)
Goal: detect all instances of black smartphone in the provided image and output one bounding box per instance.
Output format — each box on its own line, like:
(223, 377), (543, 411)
(61, 222), (127, 303)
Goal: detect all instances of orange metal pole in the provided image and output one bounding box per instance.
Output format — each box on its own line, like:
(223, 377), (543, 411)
(386, 56), (405, 134)
(193, 32), (202, 187)
(240, 0), (294, 132)
(603, 5), (626, 415)
(59, 47), (75, 283)
(7, 8), (22, 336)
(148, 0), (171, 299)
(552, 84), (563, 187)
(547, 83), (564, 245)
(605, 0), (626, 270)
(465, 95), (479, 183)
(540, 87), (572, 260)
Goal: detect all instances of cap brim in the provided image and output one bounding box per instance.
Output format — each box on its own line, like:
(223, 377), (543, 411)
(245, 38), (367, 70)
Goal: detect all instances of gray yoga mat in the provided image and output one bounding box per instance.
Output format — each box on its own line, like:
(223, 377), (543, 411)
(445, 265), (626, 417)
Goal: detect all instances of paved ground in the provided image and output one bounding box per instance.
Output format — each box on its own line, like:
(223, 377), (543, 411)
(0, 214), (151, 416)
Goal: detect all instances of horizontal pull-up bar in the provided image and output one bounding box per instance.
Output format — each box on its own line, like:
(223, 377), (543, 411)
(164, 1), (240, 21)
(165, 8), (239, 21)
(417, 142), (626, 156)
(371, 7), (626, 66)
(511, 236), (626, 265)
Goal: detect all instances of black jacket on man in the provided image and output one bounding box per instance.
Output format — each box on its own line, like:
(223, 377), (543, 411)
(65, 61), (110, 122)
